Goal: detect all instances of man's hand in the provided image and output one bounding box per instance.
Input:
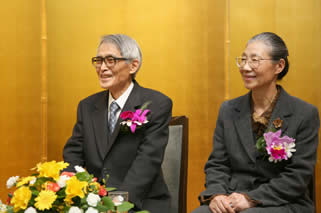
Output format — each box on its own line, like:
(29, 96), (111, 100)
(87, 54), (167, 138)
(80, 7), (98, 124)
(209, 195), (235, 213)
(228, 193), (255, 212)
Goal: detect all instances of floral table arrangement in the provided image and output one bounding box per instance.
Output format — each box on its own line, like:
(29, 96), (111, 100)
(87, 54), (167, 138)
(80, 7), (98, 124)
(2, 161), (147, 213)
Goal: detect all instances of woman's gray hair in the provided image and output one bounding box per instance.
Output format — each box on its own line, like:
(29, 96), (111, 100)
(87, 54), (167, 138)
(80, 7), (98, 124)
(98, 34), (142, 78)
(248, 32), (289, 80)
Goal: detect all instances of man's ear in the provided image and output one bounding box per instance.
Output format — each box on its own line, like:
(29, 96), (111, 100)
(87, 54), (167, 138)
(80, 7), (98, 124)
(275, 58), (285, 75)
(129, 59), (139, 75)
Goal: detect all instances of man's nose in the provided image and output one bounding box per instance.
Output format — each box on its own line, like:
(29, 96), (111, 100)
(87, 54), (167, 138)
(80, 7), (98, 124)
(100, 60), (108, 70)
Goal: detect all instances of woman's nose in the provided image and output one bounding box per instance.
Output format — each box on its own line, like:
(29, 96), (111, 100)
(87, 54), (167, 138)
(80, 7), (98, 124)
(242, 60), (252, 71)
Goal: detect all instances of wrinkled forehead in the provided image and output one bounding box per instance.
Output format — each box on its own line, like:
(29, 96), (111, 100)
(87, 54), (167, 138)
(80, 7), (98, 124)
(243, 40), (272, 57)
(97, 41), (122, 56)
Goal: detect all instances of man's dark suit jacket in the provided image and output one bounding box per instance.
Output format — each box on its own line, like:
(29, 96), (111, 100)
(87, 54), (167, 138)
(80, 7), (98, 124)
(63, 81), (172, 213)
(200, 86), (320, 212)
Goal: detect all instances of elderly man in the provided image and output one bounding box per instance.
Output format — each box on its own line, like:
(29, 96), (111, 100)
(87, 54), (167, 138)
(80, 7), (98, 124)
(63, 34), (172, 212)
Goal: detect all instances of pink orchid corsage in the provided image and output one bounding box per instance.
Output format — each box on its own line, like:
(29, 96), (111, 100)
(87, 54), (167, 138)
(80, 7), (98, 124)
(120, 108), (150, 133)
(264, 130), (296, 163)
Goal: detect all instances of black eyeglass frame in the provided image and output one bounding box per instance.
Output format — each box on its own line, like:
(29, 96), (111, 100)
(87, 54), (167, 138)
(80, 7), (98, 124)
(91, 56), (130, 67)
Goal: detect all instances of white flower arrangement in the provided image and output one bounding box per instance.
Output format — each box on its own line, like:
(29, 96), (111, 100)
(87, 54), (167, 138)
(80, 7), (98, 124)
(69, 206), (84, 213)
(86, 193), (101, 207)
(24, 207), (37, 213)
(84, 207), (98, 213)
(75, 165), (85, 173)
(57, 174), (70, 188)
(6, 176), (19, 189)
(0, 201), (7, 213)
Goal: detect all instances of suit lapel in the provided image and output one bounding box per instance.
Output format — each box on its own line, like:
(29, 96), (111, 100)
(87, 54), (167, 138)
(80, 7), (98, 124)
(234, 86), (293, 163)
(105, 82), (142, 157)
(268, 86), (292, 134)
(91, 91), (109, 160)
(234, 92), (257, 163)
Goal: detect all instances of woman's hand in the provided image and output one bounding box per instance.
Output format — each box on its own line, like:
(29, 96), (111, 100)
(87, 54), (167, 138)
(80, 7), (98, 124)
(209, 195), (235, 213)
(228, 193), (255, 212)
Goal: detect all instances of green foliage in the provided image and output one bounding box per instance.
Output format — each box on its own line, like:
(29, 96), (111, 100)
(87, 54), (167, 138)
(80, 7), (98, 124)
(140, 101), (152, 111)
(34, 177), (52, 188)
(6, 205), (14, 213)
(116, 201), (134, 213)
(75, 172), (93, 182)
(96, 203), (110, 212)
(56, 187), (66, 199)
(106, 187), (117, 192)
(256, 136), (266, 154)
(101, 196), (115, 210)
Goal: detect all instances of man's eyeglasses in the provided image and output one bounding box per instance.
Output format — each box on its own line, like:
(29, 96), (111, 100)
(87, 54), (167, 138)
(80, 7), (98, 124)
(92, 56), (129, 68)
(236, 56), (274, 69)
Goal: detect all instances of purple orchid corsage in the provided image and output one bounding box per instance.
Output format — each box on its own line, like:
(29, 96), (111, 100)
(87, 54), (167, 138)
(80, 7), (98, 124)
(256, 117), (296, 163)
(264, 130), (296, 163)
(119, 102), (151, 133)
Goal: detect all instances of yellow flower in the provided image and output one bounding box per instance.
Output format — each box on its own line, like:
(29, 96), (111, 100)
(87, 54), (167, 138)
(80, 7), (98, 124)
(37, 161), (69, 181)
(16, 176), (36, 187)
(35, 190), (57, 210)
(11, 186), (32, 211)
(65, 176), (88, 204)
(89, 182), (100, 191)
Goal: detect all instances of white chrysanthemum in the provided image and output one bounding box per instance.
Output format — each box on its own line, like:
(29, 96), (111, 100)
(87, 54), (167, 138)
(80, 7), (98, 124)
(86, 193), (101, 207)
(284, 142), (296, 158)
(29, 177), (37, 185)
(6, 176), (19, 189)
(57, 175), (70, 188)
(69, 206), (84, 213)
(25, 207), (37, 213)
(75, 165), (85, 173)
(0, 201), (7, 213)
(85, 207), (98, 213)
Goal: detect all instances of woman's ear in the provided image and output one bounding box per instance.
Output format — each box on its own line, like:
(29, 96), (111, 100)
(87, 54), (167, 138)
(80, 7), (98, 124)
(275, 58), (285, 75)
(129, 59), (139, 75)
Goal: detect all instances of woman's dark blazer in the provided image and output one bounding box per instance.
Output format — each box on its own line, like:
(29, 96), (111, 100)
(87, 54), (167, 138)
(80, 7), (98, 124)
(200, 86), (320, 212)
(63, 81), (172, 213)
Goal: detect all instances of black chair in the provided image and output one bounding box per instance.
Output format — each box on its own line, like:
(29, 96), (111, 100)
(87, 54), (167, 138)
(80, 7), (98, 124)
(162, 116), (188, 213)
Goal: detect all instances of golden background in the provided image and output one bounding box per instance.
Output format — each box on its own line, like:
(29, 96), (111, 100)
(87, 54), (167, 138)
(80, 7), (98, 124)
(0, 0), (320, 212)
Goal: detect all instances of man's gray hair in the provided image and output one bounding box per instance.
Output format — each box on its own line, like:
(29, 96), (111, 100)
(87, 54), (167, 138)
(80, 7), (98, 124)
(98, 34), (142, 78)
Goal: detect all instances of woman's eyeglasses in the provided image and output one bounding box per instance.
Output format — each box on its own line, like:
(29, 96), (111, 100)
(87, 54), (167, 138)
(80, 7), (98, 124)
(236, 57), (274, 69)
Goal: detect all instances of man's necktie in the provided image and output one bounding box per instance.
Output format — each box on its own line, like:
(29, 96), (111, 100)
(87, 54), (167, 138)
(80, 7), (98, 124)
(108, 101), (120, 133)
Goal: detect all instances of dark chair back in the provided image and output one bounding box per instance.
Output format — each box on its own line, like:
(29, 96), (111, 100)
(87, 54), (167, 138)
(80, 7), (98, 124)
(162, 116), (188, 213)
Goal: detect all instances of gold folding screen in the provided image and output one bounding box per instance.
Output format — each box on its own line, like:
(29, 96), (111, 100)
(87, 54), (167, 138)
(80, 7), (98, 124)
(0, 0), (320, 212)
(0, 0), (42, 200)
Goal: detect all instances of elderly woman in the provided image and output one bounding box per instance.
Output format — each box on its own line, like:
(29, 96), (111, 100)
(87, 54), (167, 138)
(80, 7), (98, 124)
(192, 32), (320, 213)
